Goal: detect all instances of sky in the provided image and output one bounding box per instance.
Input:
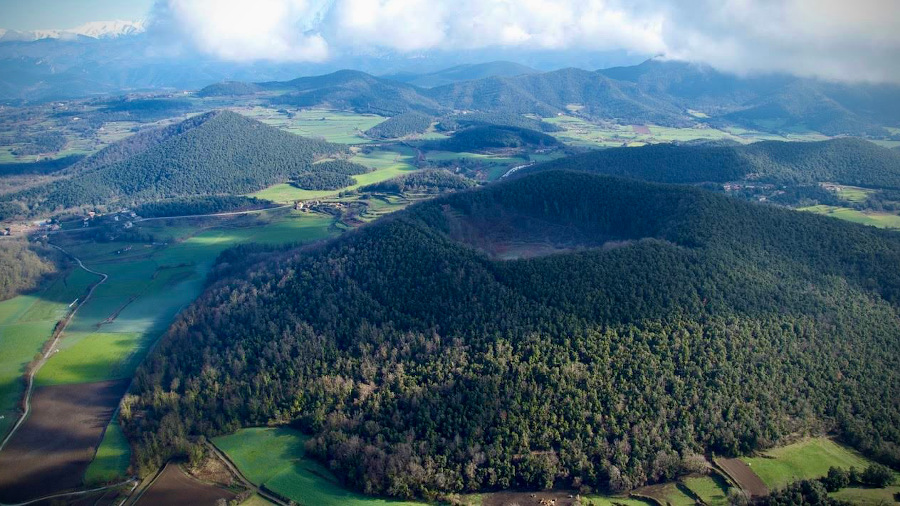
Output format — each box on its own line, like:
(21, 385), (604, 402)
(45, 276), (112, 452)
(2, 0), (900, 83)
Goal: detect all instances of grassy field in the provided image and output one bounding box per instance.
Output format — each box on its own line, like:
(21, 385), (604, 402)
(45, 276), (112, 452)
(831, 486), (900, 505)
(84, 420), (131, 484)
(0, 268), (98, 436)
(739, 438), (873, 490)
(214, 427), (426, 506)
(633, 482), (696, 506)
(543, 114), (813, 148)
(582, 498), (652, 506)
(252, 147), (418, 203)
(232, 106), (386, 144)
(682, 475), (731, 506)
(800, 205), (900, 229)
(36, 211), (338, 388)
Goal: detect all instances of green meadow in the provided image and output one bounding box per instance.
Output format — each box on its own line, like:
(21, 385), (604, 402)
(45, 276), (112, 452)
(214, 427), (426, 506)
(800, 205), (900, 229)
(682, 475), (731, 506)
(0, 268), (98, 437)
(233, 106), (386, 144)
(252, 147), (417, 203)
(84, 420), (131, 484)
(739, 438), (873, 490)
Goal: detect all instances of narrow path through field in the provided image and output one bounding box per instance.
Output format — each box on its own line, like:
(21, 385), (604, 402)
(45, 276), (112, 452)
(0, 244), (108, 453)
(133, 204), (292, 223)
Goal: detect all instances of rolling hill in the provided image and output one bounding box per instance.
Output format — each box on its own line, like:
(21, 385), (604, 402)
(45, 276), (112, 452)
(383, 61), (539, 88)
(126, 171), (900, 499)
(426, 124), (560, 152)
(528, 138), (900, 188)
(268, 70), (443, 116)
(0, 111), (345, 218)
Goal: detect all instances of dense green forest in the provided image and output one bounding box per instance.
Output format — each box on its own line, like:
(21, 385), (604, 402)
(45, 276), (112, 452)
(197, 81), (262, 97)
(360, 169), (475, 194)
(0, 111), (346, 218)
(133, 196), (272, 218)
(291, 171), (355, 190)
(529, 138), (900, 188)
(0, 239), (59, 301)
(425, 125), (559, 152)
(364, 112), (433, 139)
(125, 171), (900, 500)
(8, 131), (67, 156)
(436, 112), (561, 133)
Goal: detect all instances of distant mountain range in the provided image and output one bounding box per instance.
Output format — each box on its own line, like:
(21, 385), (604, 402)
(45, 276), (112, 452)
(196, 61), (900, 136)
(382, 61), (538, 88)
(0, 20), (145, 42)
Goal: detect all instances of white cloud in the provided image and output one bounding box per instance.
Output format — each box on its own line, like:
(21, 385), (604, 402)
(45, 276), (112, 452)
(161, 0), (329, 61)
(149, 0), (900, 83)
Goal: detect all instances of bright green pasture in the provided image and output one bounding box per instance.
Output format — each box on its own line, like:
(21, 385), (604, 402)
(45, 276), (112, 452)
(251, 147), (417, 203)
(683, 475), (731, 506)
(214, 427), (426, 506)
(800, 205), (900, 229)
(37, 211), (337, 387)
(0, 268), (98, 435)
(831, 486), (900, 505)
(740, 438), (873, 490)
(84, 420), (131, 484)
(232, 106), (386, 144)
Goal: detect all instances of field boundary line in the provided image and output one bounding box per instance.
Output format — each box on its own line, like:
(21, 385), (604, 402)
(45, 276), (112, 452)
(0, 478), (136, 506)
(0, 244), (108, 453)
(206, 441), (289, 506)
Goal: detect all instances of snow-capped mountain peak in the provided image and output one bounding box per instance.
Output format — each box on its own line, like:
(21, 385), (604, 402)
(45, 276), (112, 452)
(0, 20), (145, 42)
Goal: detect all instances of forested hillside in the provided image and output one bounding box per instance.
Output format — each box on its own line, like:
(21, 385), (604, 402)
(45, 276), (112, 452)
(0, 111), (346, 218)
(528, 138), (900, 188)
(270, 70), (443, 116)
(426, 125), (560, 152)
(0, 239), (59, 301)
(364, 112), (433, 139)
(126, 171), (900, 500)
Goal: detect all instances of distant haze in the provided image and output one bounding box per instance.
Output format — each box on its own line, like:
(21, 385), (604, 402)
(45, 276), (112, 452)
(3, 0), (900, 83)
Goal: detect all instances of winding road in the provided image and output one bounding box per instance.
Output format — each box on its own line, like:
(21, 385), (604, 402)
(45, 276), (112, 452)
(0, 244), (108, 452)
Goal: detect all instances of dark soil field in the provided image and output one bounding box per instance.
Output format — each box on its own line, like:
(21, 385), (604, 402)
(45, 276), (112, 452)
(481, 490), (582, 506)
(715, 457), (769, 497)
(137, 464), (236, 506)
(0, 379), (129, 503)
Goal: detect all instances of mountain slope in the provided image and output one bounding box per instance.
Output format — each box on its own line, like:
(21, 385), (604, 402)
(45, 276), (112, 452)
(384, 61), (539, 88)
(0, 111), (345, 216)
(528, 138), (900, 188)
(127, 171), (900, 498)
(268, 70), (443, 115)
(428, 67), (689, 125)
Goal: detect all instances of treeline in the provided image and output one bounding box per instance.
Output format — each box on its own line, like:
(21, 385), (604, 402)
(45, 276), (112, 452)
(365, 113), (433, 139)
(360, 169), (475, 194)
(756, 465), (894, 506)
(133, 196), (272, 218)
(0, 155), (84, 177)
(436, 112), (561, 133)
(9, 132), (67, 156)
(425, 125), (560, 152)
(0, 111), (346, 218)
(529, 138), (900, 189)
(290, 160), (371, 190)
(126, 172), (900, 500)
(0, 239), (59, 301)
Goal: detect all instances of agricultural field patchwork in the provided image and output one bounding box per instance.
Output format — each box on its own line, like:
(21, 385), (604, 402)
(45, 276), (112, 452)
(739, 438), (874, 490)
(84, 420), (131, 484)
(799, 205), (900, 229)
(682, 475), (731, 506)
(214, 427), (426, 506)
(230, 106), (387, 144)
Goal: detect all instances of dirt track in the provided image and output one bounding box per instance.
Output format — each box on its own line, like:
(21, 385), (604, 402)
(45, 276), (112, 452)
(136, 464), (236, 506)
(0, 379), (130, 503)
(715, 457), (769, 497)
